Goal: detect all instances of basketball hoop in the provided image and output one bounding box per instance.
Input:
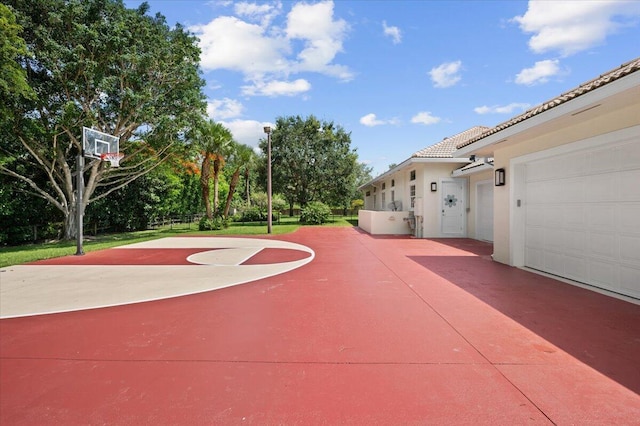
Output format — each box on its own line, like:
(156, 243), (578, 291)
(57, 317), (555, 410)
(100, 152), (124, 167)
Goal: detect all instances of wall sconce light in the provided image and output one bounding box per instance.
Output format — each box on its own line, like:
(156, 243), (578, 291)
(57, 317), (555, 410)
(495, 168), (506, 186)
(430, 182), (437, 192)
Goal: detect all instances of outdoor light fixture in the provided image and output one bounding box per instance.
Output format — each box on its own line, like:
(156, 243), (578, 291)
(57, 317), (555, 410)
(431, 182), (437, 192)
(264, 126), (272, 234)
(495, 168), (506, 186)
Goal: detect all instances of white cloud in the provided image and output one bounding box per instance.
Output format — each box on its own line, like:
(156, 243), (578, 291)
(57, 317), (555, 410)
(474, 103), (531, 114)
(286, 1), (352, 80)
(191, 0), (352, 97)
(241, 78), (311, 97)
(429, 61), (462, 88)
(411, 112), (441, 125)
(192, 16), (290, 78)
(515, 59), (561, 85)
(359, 113), (400, 127)
(206, 98), (244, 120)
(383, 21), (402, 44)
(219, 119), (273, 148)
(512, 0), (640, 56)
(234, 1), (281, 26)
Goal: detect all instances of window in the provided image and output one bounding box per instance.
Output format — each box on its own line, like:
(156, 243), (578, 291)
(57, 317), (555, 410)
(366, 191), (370, 196)
(373, 194), (377, 209)
(410, 185), (416, 208)
(410, 170), (416, 181)
(391, 179), (395, 187)
(382, 182), (386, 190)
(391, 190), (395, 202)
(373, 187), (376, 193)
(381, 192), (386, 210)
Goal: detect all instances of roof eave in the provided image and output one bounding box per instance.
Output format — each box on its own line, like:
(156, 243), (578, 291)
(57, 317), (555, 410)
(358, 157), (471, 189)
(455, 70), (640, 157)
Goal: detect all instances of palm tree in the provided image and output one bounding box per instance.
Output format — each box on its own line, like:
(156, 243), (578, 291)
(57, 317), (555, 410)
(189, 119), (233, 219)
(223, 143), (256, 218)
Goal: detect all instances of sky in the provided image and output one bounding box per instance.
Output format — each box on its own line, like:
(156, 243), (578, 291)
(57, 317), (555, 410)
(124, 0), (640, 176)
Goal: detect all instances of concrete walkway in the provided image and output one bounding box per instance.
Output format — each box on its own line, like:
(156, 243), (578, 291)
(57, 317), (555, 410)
(1, 227), (639, 424)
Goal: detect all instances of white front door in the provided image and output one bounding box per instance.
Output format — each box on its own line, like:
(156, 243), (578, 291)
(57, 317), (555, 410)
(476, 180), (493, 242)
(441, 179), (466, 236)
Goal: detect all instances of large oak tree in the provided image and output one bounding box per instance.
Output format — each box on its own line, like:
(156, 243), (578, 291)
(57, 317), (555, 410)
(0, 0), (205, 239)
(260, 115), (358, 214)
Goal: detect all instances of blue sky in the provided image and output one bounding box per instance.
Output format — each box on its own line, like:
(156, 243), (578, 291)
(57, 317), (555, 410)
(125, 0), (640, 176)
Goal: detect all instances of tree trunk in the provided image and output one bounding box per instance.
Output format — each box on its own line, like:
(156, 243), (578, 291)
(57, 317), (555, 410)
(213, 157), (221, 214)
(244, 169), (250, 206)
(62, 198), (79, 240)
(200, 156), (212, 219)
(223, 168), (241, 218)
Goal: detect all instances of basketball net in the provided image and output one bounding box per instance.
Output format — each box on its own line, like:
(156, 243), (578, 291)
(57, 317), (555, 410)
(100, 152), (124, 167)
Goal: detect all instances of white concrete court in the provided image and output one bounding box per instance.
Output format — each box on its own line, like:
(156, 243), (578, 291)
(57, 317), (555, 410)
(0, 237), (314, 319)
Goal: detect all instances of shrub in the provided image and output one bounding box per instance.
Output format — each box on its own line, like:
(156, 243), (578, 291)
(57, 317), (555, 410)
(300, 201), (331, 225)
(198, 216), (227, 231)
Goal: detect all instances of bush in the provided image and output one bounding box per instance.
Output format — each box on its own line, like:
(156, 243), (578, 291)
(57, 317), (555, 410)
(300, 201), (331, 225)
(199, 216), (227, 231)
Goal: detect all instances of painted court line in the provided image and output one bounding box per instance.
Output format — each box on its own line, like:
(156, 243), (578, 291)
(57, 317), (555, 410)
(0, 237), (314, 319)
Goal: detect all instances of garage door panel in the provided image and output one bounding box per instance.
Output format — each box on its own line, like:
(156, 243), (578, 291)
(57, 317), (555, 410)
(587, 232), (617, 259)
(587, 205), (616, 232)
(588, 260), (618, 289)
(526, 181), (550, 204)
(563, 205), (587, 229)
(619, 204), (640, 234)
(544, 251), (566, 276)
(620, 235), (640, 263)
(561, 177), (585, 203)
(620, 266), (640, 298)
(525, 226), (544, 249)
(620, 169), (640, 201)
(526, 205), (545, 226)
(589, 147), (618, 173)
(586, 173), (618, 202)
(564, 256), (588, 283)
(564, 229), (587, 254)
(525, 247), (544, 270)
(523, 134), (640, 299)
(618, 141), (640, 170)
(545, 228), (565, 252)
(544, 207), (563, 228)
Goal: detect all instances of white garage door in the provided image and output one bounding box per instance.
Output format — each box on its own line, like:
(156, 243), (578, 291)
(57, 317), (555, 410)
(524, 138), (640, 299)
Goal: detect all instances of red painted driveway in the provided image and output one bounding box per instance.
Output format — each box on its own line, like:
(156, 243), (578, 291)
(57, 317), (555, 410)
(1, 227), (639, 424)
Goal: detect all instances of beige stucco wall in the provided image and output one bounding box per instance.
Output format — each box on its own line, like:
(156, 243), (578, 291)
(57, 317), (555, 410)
(491, 102), (640, 265)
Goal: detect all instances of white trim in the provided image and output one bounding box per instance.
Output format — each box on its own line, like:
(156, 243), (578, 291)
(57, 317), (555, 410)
(452, 162), (493, 177)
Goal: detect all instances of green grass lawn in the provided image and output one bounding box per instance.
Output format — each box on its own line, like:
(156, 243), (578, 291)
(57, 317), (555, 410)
(0, 216), (356, 268)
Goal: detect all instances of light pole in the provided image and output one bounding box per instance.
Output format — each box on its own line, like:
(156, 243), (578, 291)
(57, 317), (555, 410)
(263, 126), (272, 234)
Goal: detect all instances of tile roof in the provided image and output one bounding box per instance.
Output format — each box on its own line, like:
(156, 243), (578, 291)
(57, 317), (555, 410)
(457, 56), (640, 149)
(413, 126), (490, 158)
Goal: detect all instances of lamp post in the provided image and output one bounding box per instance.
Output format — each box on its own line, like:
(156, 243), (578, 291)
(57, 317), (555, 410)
(263, 126), (272, 234)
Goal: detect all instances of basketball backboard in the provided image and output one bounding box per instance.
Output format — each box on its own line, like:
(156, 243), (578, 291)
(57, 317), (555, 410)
(82, 127), (119, 159)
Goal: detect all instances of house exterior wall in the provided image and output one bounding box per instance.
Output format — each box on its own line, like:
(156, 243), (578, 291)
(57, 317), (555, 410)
(491, 102), (640, 265)
(358, 210), (412, 235)
(361, 161), (472, 238)
(416, 163), (466, 237)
